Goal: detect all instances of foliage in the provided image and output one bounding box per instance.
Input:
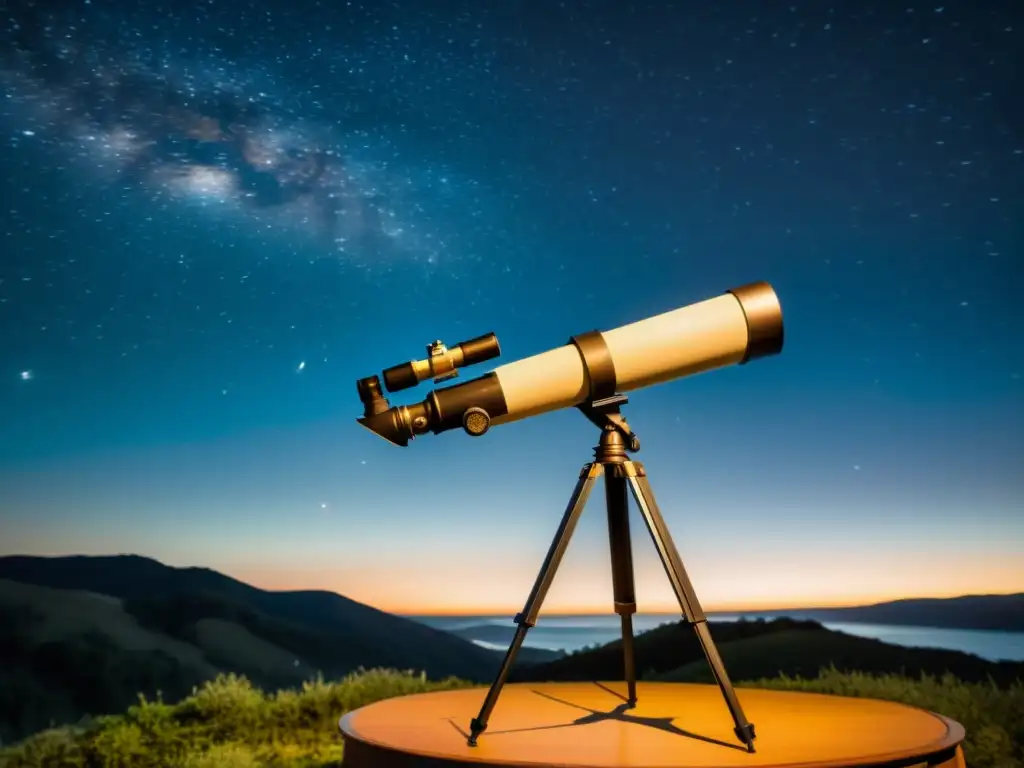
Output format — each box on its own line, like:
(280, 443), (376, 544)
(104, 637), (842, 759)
(749, 666), (1024, 768)
(0, 618), (208, 746)
(0, 583), (497, 745)
(0, 668), (474, 768)
(0, 666), (1020, 768)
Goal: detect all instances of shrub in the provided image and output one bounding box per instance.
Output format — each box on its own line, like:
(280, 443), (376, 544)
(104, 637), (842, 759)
(748, 665), (1023, 768)
(0, 667), (1017, 768)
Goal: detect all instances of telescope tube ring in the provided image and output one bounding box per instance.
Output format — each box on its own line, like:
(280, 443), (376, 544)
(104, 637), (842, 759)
(570, 330), (618, 402)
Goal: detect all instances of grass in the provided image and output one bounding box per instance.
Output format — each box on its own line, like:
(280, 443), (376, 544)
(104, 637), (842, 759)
(751, 666), (1024, 768)
(0, 667), (1020, 768)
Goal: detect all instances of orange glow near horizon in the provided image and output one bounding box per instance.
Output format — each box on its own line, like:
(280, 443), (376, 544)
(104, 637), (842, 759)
(391, 589), (1024, 616)
(228, 550), (1024, 617)
(375, 585), (1024, 616)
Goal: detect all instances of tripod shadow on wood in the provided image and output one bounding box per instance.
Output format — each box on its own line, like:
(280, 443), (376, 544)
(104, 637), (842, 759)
(466, 394), (757, 753)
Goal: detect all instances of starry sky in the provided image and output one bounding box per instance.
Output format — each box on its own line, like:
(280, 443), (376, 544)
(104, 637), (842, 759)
(1, 0), (1021, 616)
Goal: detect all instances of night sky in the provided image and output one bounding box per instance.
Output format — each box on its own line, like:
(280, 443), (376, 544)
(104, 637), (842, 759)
(1, 0), (1020, 615)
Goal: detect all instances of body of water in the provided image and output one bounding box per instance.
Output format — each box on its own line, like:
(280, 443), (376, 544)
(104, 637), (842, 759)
(408, 613), (1024, 663)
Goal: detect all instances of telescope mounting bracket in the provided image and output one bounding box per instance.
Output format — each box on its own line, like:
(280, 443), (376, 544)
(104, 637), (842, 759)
(577, 394), (641, 453)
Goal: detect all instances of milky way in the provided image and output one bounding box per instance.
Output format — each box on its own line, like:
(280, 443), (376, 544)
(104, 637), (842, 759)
(1, 0), (466, 268)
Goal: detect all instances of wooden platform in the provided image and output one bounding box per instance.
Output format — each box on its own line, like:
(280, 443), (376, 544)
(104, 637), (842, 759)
(338, 682), (966, 768)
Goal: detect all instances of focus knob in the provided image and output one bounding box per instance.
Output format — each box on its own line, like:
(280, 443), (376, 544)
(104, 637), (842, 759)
(462, 407), (491, 437)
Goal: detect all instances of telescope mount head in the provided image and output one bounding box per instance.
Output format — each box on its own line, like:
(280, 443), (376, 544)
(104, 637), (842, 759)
(577, 394), (641, 462)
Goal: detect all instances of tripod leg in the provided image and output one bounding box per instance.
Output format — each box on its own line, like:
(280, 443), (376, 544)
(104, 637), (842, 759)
(626, 469), (758, 753)
(467, 462), (603, 747)
(605, 467), (638, 708)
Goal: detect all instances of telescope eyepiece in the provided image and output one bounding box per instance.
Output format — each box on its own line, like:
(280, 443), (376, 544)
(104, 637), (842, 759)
(357, 375), (390, 417)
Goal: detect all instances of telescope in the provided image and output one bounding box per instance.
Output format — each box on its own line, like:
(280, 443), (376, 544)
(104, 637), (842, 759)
(356, 281), (783, 447)
(353, 281), (783, 754)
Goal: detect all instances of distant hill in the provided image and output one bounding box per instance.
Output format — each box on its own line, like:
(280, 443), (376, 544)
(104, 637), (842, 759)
(511, 616), (1024, 687)
(0, 554), (500, 677)
(0, 554), (505, 745)
(0, 580), (218, 745)
(729, 593), (1024, 631)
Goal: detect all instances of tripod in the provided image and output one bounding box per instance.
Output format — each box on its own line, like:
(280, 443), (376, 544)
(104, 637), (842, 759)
(466, 394), (757, 752)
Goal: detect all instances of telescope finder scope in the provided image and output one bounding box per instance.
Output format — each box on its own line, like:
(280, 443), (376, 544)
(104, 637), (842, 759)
(381, 333), (501, 393)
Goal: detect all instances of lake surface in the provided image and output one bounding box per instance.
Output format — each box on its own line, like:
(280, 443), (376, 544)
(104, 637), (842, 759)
(407, 613), (1024, 663)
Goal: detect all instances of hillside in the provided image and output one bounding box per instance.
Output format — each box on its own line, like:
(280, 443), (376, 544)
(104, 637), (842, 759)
(0, 578), (499, 745)
(0, 555), (505, 745)
(735, 593), (1024, 631)
(0, 581), (219, 747)
(511, 617), (1024, 688)
(0, 554), (498, 679)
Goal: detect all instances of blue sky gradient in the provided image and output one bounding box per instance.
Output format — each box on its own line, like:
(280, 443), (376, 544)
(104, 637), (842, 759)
(1, 0), (1020, 614)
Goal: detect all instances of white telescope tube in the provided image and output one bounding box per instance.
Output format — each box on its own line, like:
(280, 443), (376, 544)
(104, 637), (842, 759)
(490, 284), (781, 426)
(355, 282), (783, 446)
